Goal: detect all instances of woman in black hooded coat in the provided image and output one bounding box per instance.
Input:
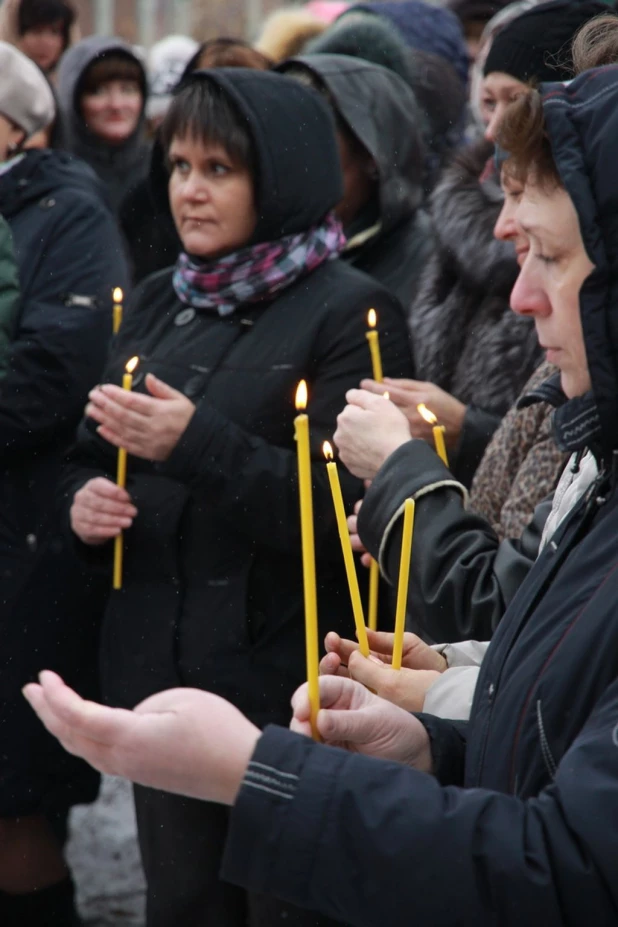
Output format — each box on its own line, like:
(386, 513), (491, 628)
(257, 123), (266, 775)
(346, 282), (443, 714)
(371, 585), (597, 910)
(60, 68), (413, 926)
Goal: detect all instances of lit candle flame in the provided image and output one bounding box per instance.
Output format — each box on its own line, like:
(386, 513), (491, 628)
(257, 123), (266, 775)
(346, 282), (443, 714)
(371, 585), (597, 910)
(383, 391), (390, 401)
(295, 380), (308, 411)
(126, 356), (139, 375)
(367, 308), (377, 330)
(323, 441), (334, 460)
(113, 287), (123, 303)
(417, 403), (437, 425)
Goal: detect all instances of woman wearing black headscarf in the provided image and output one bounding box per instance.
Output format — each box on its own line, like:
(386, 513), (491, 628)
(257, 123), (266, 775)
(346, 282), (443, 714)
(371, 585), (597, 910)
(61, 68), (413, 926)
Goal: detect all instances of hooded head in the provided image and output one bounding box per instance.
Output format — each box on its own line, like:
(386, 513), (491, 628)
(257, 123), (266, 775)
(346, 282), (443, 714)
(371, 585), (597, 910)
(57, 36), (147, 151)
(278, 54), (425, 231)
(156, 68), (343, 247)
(498, 66), (618, 455)
(306, 17), (465, 187)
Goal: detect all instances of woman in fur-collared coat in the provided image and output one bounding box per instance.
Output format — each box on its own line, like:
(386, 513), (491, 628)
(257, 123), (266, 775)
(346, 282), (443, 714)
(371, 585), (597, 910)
(408, 140), (542, 485)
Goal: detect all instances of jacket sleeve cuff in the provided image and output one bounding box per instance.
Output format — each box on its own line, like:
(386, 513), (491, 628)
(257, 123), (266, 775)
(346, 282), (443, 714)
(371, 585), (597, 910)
(414, 714), (468, 786)
(359, 440), (468, 581)
(451, 405), (501, 488)
(221, 725), (347, 898)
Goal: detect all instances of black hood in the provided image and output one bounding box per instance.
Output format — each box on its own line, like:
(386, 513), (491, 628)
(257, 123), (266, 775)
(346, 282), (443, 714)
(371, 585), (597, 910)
(278, 54), (425, 232)
(151, 68), (343, 245)
(0, 149), (109, 219)
(541, 67), (618, 456)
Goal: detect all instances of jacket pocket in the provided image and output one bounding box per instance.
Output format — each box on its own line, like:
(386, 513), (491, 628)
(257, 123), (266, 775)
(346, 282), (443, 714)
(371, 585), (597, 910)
(536, 699), (557, 780)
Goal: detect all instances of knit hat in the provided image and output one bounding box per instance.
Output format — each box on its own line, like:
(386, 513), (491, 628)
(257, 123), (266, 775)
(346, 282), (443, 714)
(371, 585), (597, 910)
(0, 41), (56, 139)
(483, 0), (609, 82)
(146, 35), (199, 121)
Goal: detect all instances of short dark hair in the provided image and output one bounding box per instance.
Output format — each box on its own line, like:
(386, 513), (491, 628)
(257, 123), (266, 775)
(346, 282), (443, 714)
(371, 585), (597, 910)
(496, 89), (562, 190)
(160, 78), (255, 174)
(18, 0), (75, 46)
(79, 52), (145, 96)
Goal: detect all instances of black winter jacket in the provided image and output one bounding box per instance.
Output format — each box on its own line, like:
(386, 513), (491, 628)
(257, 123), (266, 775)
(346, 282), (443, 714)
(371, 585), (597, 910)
(0, 150), (128, 815)
(64, 262), (411, 721)
(409, 142), (542, 485)
(62, 69), (414, 723)
(219, 68), (618, 926)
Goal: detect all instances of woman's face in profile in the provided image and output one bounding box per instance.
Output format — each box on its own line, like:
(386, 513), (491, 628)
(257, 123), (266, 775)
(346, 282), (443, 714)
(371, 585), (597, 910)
(510, 182), (594, 400)
(168, 134), (257, 260)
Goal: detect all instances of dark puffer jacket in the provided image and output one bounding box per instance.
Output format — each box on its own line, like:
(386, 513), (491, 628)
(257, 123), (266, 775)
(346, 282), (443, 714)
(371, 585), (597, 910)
(279, 54), (434, 307)
(410, 141), (542, 485)
(0, 150), (129, 815)
(61, 69), (414, 723)
(221, 67), (618, 926)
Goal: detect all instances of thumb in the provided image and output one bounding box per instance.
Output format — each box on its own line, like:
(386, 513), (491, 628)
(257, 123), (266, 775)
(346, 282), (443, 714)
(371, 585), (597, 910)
(318, 706), (369, 744)
(347, 651), (385, 689)
(145, 373), (182, 401)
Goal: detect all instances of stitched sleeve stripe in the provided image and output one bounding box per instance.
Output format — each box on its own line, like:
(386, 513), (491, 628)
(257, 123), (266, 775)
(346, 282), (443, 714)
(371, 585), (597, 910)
(245, 770), (297, 794)
(243, 781), (294, 800)
(248, 761), (299, 781)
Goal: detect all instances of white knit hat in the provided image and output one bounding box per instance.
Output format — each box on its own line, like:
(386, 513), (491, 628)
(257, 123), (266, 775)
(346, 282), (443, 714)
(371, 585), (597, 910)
(146, 35), (199, 121)
(0, 41), (55, 138)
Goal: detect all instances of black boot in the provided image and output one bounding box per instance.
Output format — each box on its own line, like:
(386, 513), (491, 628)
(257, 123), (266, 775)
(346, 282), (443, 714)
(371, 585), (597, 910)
(0, 876), (81, 927)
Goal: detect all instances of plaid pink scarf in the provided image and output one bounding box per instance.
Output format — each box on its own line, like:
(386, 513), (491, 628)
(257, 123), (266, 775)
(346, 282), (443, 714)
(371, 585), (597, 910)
(173, 212), (346, 316)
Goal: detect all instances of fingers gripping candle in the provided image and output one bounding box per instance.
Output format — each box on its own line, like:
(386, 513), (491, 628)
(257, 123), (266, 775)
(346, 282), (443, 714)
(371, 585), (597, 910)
(294, 381), (320, 739)
(323, 442), (370, 658)
(113, 356), (139, 590)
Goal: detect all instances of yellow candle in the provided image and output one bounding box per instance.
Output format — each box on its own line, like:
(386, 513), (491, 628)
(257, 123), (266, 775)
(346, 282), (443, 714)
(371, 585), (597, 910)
(368, 561), (379, 632)
(365, 308), (383, 383)
(113, 287), (123, 335)
(294, 381), (320, 739)
(417, 403), (449, 467)
(366, 309), (384, 629)
(392, 498), (415, 670)
(113, 356), (139, 590)
(323, 443), (370, 658)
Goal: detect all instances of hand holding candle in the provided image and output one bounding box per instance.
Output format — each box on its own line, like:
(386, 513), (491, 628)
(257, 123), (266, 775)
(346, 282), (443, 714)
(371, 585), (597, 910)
(294, 381), (320, 740)
(113, 288), (123, 335)
(417, 403), (449, 467)
(113, 356), (139, 590)
(392, 498), (416, 670)
(323, 443), (370, 657)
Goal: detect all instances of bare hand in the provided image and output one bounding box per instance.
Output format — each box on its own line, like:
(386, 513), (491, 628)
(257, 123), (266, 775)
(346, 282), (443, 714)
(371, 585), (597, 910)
(291, 675), (432, 772)
(361, 379), (466, 448)
(320, 631), (444, 713)
(86, 373), (195, 462)
(23, 672), (260, 805)
(71, 477), (138, 546)
(324, 630), (447, 673)
(334, 389), (412, 480)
